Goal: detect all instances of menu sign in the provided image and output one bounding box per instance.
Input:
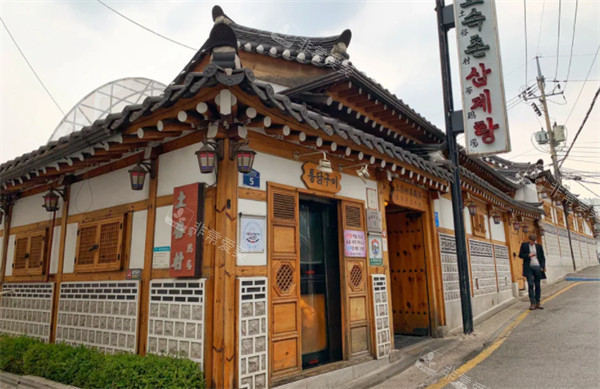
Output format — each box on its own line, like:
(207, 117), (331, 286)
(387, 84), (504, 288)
(454, 0), (511, 156)
(169, 183), (205, 278)
(344, 229), (366, 257)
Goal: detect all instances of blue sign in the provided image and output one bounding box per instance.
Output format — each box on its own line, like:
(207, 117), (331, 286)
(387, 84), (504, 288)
(434, 211), (440, 227)
(243, 169), (260, 188)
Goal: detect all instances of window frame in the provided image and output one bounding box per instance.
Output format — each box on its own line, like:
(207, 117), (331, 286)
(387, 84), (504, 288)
(12, 228), (48, 276)
(74, 215), (126, 273)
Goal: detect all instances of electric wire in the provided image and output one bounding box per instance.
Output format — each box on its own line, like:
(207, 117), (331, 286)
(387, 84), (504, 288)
(563, 0), (579, 90)
(0, 17), (65, 116)
(535, 0), (546, 54)
(565, 43), (600, 123)
(573, 181), (600, 198)
(96, 0), (197, 51)
(559, 86), (600, 169)
(523, 0), (528, 85)
(554, 0), (562, 80)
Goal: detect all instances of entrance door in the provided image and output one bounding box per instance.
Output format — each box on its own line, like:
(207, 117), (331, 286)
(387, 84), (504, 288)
(386, 209), (430, 335)
(299, 199), (342, 369)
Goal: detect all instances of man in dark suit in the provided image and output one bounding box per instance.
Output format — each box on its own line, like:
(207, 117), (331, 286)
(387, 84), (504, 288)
(519, 233), (547, 310)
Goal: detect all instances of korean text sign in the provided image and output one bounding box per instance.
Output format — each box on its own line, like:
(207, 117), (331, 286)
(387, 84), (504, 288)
(454, 0), (511, 156)
(169, 183), (205, 278)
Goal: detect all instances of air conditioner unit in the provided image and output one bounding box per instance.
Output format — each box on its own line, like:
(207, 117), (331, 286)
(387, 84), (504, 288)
(553, 125), (566, 143)
(535, 131), (549, 145)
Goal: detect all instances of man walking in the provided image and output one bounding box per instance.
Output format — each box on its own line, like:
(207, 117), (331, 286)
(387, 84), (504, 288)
(519, 234), (546, 310)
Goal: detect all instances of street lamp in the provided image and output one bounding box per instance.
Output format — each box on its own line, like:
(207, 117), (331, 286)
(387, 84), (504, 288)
(467, 202), (478, 216)
(195, 140), (256, 175)
(522, 224), (529, 233)
(234, 143), (257, 174)
(195, 143), (218, 174)
(513, 221), (521, 231)
(492, 213), (502, 224)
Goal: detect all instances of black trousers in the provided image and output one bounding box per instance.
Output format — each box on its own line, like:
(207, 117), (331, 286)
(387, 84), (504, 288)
(527, 267), (542, 304)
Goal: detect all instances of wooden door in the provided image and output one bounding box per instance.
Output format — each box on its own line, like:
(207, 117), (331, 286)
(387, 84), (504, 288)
(387, 211), (430, 335)
(340, 200), (370, 357)
(268, 184), (301, 378)
(508, 228), (525, 289)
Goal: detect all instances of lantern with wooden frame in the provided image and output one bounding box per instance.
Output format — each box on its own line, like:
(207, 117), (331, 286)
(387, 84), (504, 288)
(513, 220), (521, 231)
(492, 213), (502, 225)
(128, 161), (154, 191)
(554, 199), (562, 207)
(467, 201), (478, 216)
(42, 188), (66, 212)
(539, 225), (545, 237)
(522, 224), (529, 233)
(539, 191), (548, 199)
(195, 139), (256, 174)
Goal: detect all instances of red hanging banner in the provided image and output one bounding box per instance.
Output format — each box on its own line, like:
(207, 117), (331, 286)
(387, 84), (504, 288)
(169, 183), (205, 278)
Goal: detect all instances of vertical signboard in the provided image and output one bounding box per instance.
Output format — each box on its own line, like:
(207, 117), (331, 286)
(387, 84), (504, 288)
(454, 0), (511, 156)
(169, 183), (205, 278)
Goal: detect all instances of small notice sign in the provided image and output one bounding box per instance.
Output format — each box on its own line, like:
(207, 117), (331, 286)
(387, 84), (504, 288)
(243, 169), (260, 188)
(152, 246), (170, 269)
(301, 162), (341, 194)
(344, 229), (366, 257)
(366, 209), (383, 233)
(240, 214), (265, 253)
(368, 234), (383, 266)
(126, 269), (142, 280)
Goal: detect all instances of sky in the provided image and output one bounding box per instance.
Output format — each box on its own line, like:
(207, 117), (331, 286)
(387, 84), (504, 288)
(1, 0), (599, 199)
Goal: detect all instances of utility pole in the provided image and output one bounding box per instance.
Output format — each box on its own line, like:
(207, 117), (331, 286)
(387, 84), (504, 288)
(435, 0), (473, 335)
(535, 56), (561, 184)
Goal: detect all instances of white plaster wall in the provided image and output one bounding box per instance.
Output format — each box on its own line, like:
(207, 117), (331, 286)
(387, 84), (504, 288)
(154, 206), (172, 248)
(463, 208), (472, 235)
(239, 152), (376, 202)
(157, 143), (215, 197)
(62, 223), (78, 274)
(237, 198), (267, 266)
(69, 166), (148, 215)
(484, 214), (490, 240)
(49, 225), (61, 274)
(489, 220), (506, 243)
(11, 192), (59, 227)
(444, 300), (463, 333)
(0, 235), (4, 275)
(433, 197), (454, 231)
(129, 211), (147, 269)
(5, 235), (15, 277)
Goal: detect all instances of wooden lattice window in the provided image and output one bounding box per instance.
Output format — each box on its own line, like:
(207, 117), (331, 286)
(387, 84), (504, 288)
(75, 216), (125, 272)
(543, 203), (553, 222)
(349, 264), (363, 290)
(471, 213), (487, 238)
(556, 209), (565, 226)
(345, 205), (362, 229)
(12, 229), (48, 276)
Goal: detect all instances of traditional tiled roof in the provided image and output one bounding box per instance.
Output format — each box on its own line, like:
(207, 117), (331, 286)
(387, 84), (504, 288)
(533, 170), (596, 218)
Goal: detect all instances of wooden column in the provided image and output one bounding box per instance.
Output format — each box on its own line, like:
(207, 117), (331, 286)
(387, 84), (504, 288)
(423, 191), (446, 334)
(0, 202), (13, 286)
(49, 184), (70, 343)
(211, 138), (238, 389)
(138, 154), (159, 355)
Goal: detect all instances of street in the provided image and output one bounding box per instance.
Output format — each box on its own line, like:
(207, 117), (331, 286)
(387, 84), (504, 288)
(374, 266), (600, 389)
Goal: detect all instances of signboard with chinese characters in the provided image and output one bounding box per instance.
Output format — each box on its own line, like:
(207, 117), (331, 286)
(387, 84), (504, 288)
(366, 209), (383, 233)
(454, 0), (511, 156)
(239, 214), (265, 253)
(301, 162), (341, 194)
(391, 180), (429, 212)
(344, 229), (366, 257)
(368, 234), (383, 266)
(169, 183), (205, 278)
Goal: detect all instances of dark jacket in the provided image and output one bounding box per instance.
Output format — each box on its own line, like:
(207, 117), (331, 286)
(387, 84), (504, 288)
(518, 242), (546, 277)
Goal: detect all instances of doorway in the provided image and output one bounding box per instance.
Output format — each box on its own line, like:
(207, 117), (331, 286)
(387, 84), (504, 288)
(299, 198), (342, 369)
(386, 207), (430, 336)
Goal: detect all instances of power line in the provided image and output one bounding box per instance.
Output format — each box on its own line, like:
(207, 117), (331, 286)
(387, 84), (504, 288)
(0, 17), (65, 116)
(535, 0), (546, 54)
(523, 0), (528, 85)
(96, 0), (197, 52)
(554, 0), (562, 80)
(565, 43), (600, 123)
(564, 0), (579, 91)
(558, 86), (600, 169)
(574, 181), (600, 198)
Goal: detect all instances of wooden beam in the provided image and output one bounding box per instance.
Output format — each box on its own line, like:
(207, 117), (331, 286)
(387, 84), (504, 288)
(157, 119), (191, 132)
(0, 202), (13, 285)
(137, 128), (170, 140)
(138, 153), (159, 355)
(49, 184), (70, 343)
(211, 137), (238, 389)
(178, 110), (207, 128)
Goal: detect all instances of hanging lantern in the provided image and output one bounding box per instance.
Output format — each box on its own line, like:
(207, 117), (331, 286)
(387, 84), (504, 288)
(539, 227), (545, 236)
(195, 143), (217, 174)
(566, 204), (573, 212)
(554, 199), (562, 207)
(522, 225), (529, 233)
(467, 201), (478, 216)
(540, 192), (548, 199)
(492, 213), (502, 225)
(235, 143), (256, 174)
(128, 163), (148, 191)
(42, 190), (60, 212)
(513, 221), (520, 231)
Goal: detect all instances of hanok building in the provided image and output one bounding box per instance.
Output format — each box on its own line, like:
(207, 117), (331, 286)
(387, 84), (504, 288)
(0, 6), (597, 389)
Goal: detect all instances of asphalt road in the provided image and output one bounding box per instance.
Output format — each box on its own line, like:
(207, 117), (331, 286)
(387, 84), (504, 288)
(446, 280), (600, 389)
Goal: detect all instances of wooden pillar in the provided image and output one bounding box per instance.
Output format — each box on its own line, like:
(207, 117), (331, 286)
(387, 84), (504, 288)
(138, 154), (159, 355)
(0, 201), (13, 286)
(49, 184), (71, 343)
(211, 138), (238, 389)
(424, 191), (446, 333)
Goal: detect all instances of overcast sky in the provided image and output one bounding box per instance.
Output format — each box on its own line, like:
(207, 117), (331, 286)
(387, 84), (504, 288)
(1, 0), (598, 199)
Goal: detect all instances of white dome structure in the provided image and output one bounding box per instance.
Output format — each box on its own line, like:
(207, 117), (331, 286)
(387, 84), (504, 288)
(49, 77), (166, 142)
